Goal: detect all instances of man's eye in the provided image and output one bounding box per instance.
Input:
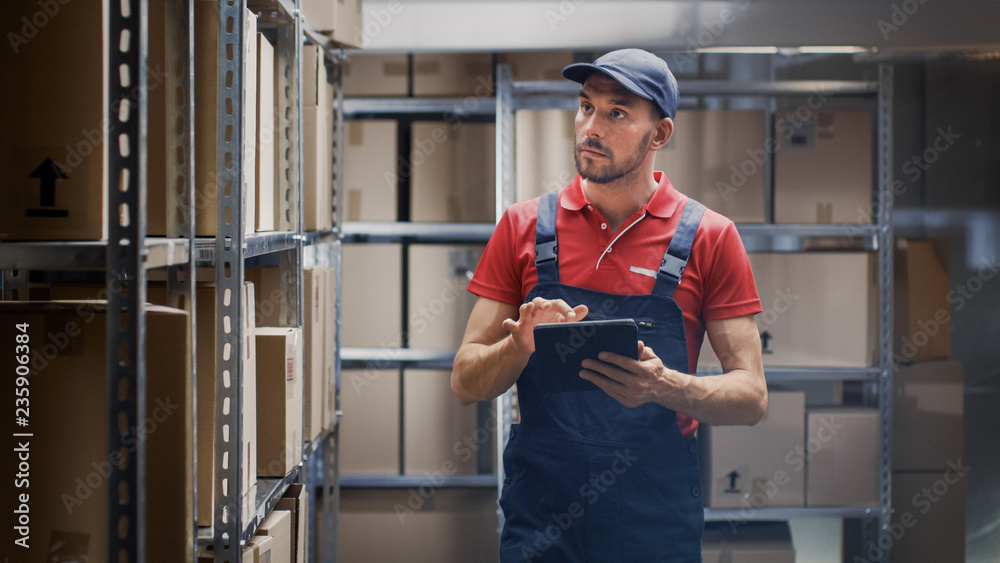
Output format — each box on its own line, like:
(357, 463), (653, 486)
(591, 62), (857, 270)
(580, 102), (592, 112)
(611, 109), (626, 119)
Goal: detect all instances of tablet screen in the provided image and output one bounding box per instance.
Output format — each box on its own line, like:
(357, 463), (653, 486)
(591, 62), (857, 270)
(532, 319), (638, 393)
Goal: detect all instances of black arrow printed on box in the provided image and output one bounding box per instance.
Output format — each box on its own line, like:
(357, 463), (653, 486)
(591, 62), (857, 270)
(726, 470), (741, 492)
(26, 158), (69, 218)
(760, 330), (773, 354)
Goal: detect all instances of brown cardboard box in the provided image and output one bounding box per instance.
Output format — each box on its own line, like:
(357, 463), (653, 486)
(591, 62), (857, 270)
(890, 471), (966, 563)
(146, 0), (170, 236)
(0, 0), (108, 240)
(412, 54), (494, 97)
(498, 51), (575, 81)
(340, 369), (400, 474)
(0, 302), (192, 562)
(303, 44), (329, 108)
(655, 110), (767, 223)
(805, 407), (879, 506)
(245, 266), (284, 327)
(410, 122), (496, 222)
(893, 359), (964, 471)
(774, 109), (873, 224)
(404, 371), (484, 475)
(407, 245), (482, 350)
(698, 252), (877, 369)
(276, 484), (310, 563)
(344, 119), (398, 221)
(339, 488), (500, 563)
(701, 522), (796, 563)
(257, 33), (277, 232)
(304, 269), (325, 441)
(341, 244), (402, 347)
(894, 239), (951, 362)
(303, 104), (332, 231)
(194, 2), (257, 237)
(700, 391), (806, 508)
(515, 109), (577, 202)
(302, 0), (363, 48)
(256, 327), (304, 477)
(344, 54), (410, 96)
(257, 508), (293, 563)
(243, 534), (274, 563)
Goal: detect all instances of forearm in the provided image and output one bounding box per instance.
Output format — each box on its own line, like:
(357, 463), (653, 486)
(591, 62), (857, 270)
(451, 335), (530, 405)
(658, 368), (767, 426)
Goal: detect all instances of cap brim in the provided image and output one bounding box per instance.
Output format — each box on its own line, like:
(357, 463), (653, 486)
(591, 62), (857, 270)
(561, 62), (654, 103)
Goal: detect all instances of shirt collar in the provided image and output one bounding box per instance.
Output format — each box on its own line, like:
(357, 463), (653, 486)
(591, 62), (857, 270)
(561, 171), (683, 219)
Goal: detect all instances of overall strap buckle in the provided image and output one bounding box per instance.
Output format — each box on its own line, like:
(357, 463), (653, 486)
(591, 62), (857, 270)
(534, 191), (561, 283)
(652, 199), (707, 299)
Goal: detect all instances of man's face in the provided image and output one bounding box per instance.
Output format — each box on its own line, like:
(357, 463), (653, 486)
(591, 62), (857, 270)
(574, 73), (660, 185)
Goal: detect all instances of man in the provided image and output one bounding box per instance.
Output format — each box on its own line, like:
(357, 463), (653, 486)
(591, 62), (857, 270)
(451, 49), (767, 561)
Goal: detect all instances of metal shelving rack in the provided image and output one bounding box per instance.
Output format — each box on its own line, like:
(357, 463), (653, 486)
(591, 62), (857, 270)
(342, 61), (895, 560)
(0, 0), (343, 561)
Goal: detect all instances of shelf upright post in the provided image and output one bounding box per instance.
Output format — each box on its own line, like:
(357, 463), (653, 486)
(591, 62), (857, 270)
(106, 0), (149, 561)
(0, 270), (28, 300)
(213, 0), (247, 560)
(163, 1), (197, 553)
(493, 63), (515, 534)
(867, 62), (896, 563)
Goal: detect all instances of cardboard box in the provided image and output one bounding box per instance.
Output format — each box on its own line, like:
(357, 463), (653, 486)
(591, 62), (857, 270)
(302, 0), (363, 48)
(341, 244), (402, 347)
(404, 371), (484, 475)
(0, 302), (193, 562)
(894, 359), (964, 471)
(774, 110), (873, 224)
(243, 534), (274, 563)
(410, 122), (495, 222)
(146, 0), (170, 236)
(0, 0), (108, 240)
(890, 471), (966, 563)
(344, 119), (398, 222)
(303, 44), (329, 108)
(655, 110), (767, 223)
(407, 245), (482, 350)
(498, 51), (575, 81)
(699, 252), (877, 369)
(304, 269), (325, 441)
(805, 407), (879, 506)
(256, 33), (277, 232)
(245, 266), (289, 328)
(256, 327), (304, 477)
(303, 104), (332, 231)
(194, 2), (257, 237)
(700, 391), (806, 508)
(339, 488), (500, 563)
(257, 508), (293, 563)
(412, 54), (494, 97)
(702, 522), (796, 563)
(894, 239), (951, 362)
(276, 484), (310, 563)
(344, 54), (410, 96)
(515, 109), (577, 202)
(340, 369), (400, 474)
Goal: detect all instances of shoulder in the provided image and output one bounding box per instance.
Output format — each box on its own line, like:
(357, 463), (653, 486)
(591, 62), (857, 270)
(693, 203), (740, 246)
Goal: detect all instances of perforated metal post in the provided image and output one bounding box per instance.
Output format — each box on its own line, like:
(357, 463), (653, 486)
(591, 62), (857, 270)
(213, 0), (246, 560)
(106, 0), (148, 560)
(494, 63), (515, 533)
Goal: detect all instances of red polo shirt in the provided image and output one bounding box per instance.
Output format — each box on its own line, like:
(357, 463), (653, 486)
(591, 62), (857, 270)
(468, 172), (762, 436)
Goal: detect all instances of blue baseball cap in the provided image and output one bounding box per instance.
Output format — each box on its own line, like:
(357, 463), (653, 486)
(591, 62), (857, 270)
(562, 49), (679, 119)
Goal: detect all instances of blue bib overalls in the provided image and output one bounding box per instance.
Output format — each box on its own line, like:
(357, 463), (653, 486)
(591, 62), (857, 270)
(499, 191), (708, 562)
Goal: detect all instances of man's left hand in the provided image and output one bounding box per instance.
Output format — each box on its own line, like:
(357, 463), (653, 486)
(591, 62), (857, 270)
(579, 341), (687, 409)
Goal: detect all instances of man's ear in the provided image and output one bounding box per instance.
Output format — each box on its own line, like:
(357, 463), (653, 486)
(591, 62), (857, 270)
(649, 117), (674, 151)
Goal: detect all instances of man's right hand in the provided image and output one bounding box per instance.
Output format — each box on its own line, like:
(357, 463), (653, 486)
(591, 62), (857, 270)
(501, 297), (590, 356)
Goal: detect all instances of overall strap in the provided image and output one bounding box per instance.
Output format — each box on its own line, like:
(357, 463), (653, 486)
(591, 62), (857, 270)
(652, 198), (707, 299)
(534, 191), (560, 283)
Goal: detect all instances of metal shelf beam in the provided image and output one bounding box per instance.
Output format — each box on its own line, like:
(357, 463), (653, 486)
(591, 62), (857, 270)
(342, 221), (495, 244)
(344, 97), (498, 117)
(704, 506), (880, 522)
(0, 239), (190, 270)
(514, 79), (879, 98)
(341, 347), (457, 371)
(340, 474), (498, 489)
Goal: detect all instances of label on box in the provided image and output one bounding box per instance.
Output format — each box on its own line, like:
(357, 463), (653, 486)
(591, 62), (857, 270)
(285, 330), (297, 383)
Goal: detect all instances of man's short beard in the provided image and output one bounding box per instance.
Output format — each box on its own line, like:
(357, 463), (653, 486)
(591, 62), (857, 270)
(575, 131), (652, 185)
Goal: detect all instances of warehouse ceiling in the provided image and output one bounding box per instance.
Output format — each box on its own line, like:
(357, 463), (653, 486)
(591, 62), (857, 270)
(355, 0), (1000, 55)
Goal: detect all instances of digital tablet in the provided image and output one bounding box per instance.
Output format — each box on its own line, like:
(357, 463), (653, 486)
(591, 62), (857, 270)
(532, 319), (639, 393)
